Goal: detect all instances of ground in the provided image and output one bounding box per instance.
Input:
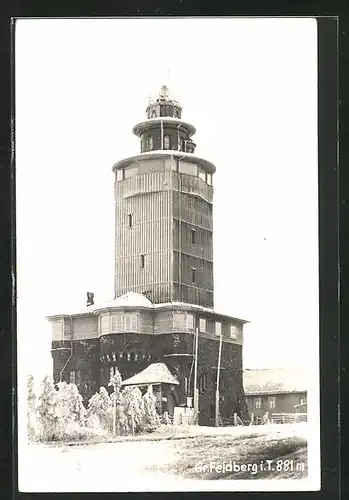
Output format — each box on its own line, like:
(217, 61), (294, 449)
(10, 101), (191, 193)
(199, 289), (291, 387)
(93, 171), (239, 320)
(19, 423), (308, 492)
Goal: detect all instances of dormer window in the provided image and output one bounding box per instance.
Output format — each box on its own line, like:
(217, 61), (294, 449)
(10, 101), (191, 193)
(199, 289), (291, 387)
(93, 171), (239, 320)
(164, 134), (170, 150)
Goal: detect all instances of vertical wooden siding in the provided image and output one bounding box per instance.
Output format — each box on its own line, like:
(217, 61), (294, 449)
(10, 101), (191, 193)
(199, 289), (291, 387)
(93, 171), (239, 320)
(114, 162), (214, 306)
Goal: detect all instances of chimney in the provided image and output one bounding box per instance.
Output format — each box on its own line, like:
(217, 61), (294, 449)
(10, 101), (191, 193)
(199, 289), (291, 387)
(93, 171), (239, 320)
(142, 290), (152, 303)
(86, 292), (94, 307)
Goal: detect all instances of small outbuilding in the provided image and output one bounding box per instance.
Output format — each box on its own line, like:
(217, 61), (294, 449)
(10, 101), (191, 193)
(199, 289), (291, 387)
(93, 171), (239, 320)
(121, 362), (180, 417)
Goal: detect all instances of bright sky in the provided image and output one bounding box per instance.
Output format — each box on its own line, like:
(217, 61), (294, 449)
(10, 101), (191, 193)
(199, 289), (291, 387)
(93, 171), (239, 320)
(15, 18), (319, 383)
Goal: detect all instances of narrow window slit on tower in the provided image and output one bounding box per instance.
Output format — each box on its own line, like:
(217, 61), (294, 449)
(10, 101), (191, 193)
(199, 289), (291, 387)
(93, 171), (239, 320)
(191, 229), (196, 245)
(191, 267), (196, 283)
(141, 254), (145, 268)
(128, 214), (133, 227)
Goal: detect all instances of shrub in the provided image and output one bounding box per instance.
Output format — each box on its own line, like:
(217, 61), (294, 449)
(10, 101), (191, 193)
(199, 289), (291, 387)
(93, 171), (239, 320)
(86, 387), (111, 430)
(27, 374), (37, 441)
(121, 386), (145, 434)
(36, 375), (59, 442)
(142, 385), (160, 431)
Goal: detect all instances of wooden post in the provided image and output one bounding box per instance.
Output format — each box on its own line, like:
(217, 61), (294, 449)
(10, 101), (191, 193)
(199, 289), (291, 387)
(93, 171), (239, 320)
(131, 405), (135, 436)
(113, 384), (116, 436)
(215, 333), (223, 427)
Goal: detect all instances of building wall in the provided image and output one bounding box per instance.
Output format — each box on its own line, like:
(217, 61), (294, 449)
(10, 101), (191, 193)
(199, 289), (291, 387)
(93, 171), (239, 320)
(51, 314), (247, 423)
(51, 338), (100, 402)
(245, 391), (307, 418)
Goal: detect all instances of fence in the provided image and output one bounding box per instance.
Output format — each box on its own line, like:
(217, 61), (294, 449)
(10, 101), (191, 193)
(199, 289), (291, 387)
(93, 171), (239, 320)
(269, 412), (307, 424)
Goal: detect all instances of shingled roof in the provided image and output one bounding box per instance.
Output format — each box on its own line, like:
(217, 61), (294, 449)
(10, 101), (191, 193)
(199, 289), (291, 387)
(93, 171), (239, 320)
(243, 367), (307, 395)
(121, 363), (180, 387)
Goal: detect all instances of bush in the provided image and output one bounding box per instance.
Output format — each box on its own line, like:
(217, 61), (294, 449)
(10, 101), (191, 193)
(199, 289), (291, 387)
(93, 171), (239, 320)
(36, 375), (59, 442)
(121, 386), (145, 434)
(142, 385), (160, 432)
(86, 387), (111, 430)
(31, 371), (161, 443)
(27, 374), (37, 441)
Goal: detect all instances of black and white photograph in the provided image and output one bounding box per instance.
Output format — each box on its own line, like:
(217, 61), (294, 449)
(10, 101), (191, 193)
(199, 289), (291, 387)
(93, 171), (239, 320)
(15, 17), (320, 492)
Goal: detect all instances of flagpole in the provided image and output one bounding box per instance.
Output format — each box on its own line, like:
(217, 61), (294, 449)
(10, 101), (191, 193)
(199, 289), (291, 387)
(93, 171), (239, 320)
(193, 326), (199, 421)
(215, 332), (223, 427)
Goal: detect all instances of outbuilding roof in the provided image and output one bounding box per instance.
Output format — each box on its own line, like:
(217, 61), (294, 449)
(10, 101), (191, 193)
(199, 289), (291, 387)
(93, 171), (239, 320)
(243, 367), (307, 395)
(121, 362), (179, 387)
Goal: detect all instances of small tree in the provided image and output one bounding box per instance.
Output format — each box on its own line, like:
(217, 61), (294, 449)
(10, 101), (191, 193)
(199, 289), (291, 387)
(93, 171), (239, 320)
(27, 374), (37, 441)
(86, 387), (111, 430)
(108, 368), (122, 435)
(55, 382), (86, 426)
(36, 375), (58, 441)
(142, 385), (160, 431)
(122, 386), (145, 435)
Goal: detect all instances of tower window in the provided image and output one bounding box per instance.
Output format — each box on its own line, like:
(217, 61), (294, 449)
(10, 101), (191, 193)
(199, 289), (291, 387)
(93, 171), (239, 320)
(215, 322), (222, 336)
(116, 169), (125, 182)
(127, 352), (131, 361)
(198, 168), (206, 182)
(141, 254), (145, 268)
(199, 318), (206, 333)
(191, 267), (196, 283)
(206, 173), (212, 186)
(191, 229), (196, 245)
(230, 325), (238, 339)
(128, 214), (133, 227)
(124, 313), (137, 331)
(164, 134), (170, 150)
(148, 136), (153, 151)
(186, 313), (194, 330)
